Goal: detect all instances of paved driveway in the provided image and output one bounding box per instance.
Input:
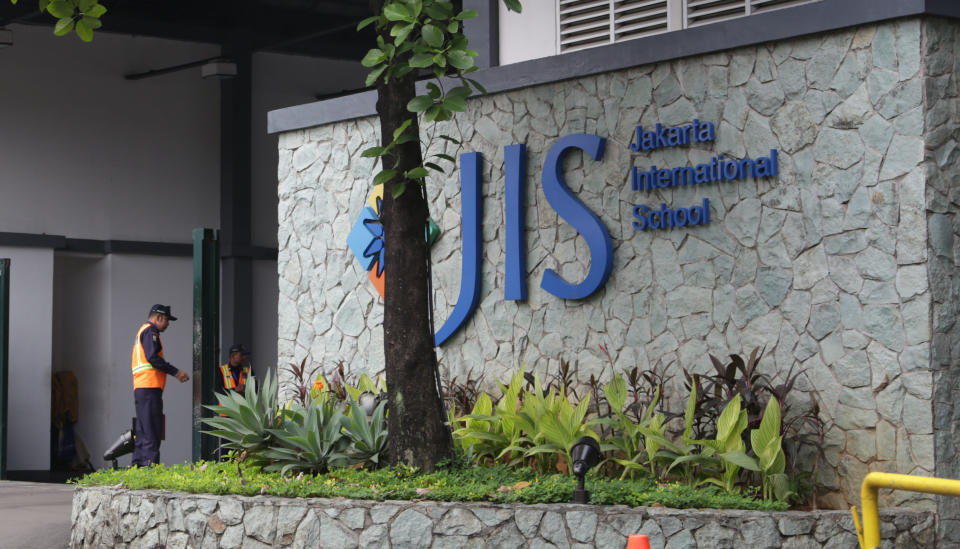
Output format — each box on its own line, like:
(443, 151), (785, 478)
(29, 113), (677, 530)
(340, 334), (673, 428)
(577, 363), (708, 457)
(0, 481), (74, 549)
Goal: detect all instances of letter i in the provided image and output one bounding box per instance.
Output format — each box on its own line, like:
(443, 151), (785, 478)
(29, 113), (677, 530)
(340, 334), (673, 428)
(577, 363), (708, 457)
(504, 144), (527, 301)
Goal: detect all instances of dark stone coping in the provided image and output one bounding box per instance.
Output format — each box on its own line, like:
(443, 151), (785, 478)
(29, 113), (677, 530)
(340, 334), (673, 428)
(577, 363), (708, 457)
(267, 0), (960, 135)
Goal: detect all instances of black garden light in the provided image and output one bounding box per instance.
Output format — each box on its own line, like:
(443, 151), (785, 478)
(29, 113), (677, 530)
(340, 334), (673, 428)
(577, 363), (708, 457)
(571, 436), (601, 504)
(103, 429), (135, 469)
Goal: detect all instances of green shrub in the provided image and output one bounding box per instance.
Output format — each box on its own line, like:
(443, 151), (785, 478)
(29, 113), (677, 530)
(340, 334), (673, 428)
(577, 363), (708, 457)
(73, 462), (787, 511)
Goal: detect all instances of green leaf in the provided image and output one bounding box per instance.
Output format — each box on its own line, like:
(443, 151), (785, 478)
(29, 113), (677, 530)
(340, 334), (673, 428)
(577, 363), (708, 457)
(434, 153), (456, 163)
(466, 78), (487, 94)
(446, 49), (474, 70)
(391, 181), (406, 198)
(407, 94), (435, 112)
(409, 52), (435, 68)
(604, 375), (627, 414)
(720, 450), (761, 472)
(438, 134), (461, 145)
(81, 15), (101, 29)
(46, 0), (73, 18)
(53, 16), (75, 36)
(421, 24), (444, 48)
(77, 0), (94, 10)
(425, 162), (444, 172)
(716, 395), (741, 442)
(85, 3), (105, 17)
(391, 22), (414, 45)
(424, 2), (453, 20)
(383, 2), (412, 22)
(373, 169), (397, 186)
(392, 118), (412, 140)
(503, 0), (522, 13)
(405, 167), (429, 179)
(446, 85), (472, 100)
(447, 21), (459, 33)
(395, 133), (418, 145)
(357, 15), (379, 30)
(361, 146), (386, 158)
(455, 9), (478, 20)
(365, 64), (387, 87)
(360, 48), (387, 67)
(442, 95), (467, 112)
(75, 17), (93, 41)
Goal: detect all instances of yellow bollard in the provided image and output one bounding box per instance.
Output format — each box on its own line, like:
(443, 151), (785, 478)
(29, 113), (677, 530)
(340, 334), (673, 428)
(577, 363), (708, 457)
(852, 472), (960, 549)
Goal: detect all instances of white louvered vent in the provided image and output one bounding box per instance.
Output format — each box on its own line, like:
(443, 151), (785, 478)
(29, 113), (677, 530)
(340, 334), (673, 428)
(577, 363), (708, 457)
(685, 0), (747, 27)
(559, 0), (612, 52)
(554, 0), (822, 54)
(750, 0), (817, 14)
(614, 0), (669, 42)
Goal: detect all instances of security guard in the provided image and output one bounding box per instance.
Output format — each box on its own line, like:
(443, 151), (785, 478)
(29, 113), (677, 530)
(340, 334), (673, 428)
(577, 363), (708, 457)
(218, 344), (252, 396)
(131, 304), (189, 466)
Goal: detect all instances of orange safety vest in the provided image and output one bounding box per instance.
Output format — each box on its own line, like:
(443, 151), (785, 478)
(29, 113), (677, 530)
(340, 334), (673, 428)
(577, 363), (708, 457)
(219, 363), (250, 391)
(131, 323), (166, 391)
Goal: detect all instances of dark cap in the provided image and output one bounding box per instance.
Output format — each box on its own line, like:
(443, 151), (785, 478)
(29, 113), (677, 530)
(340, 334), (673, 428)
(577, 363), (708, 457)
(228, 344), (250, 356)
(149, 304), (178, 321)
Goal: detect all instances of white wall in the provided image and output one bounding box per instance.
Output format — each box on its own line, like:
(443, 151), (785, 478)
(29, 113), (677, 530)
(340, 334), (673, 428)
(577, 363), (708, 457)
(252, 259), (280, 377)
(499, 1), (557, 65)
(0, 246), (54, 470)
(0, 24), (221, 242)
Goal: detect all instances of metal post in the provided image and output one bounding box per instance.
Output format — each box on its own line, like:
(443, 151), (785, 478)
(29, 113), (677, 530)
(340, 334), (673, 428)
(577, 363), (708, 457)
(192, 229), (219, 462)
(0, 259), (8, 479)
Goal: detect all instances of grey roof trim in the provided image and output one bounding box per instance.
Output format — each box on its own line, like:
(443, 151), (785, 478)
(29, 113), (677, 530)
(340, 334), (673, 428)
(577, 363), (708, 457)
(0, 232), (277, 259)
(268, 0), (958, 134)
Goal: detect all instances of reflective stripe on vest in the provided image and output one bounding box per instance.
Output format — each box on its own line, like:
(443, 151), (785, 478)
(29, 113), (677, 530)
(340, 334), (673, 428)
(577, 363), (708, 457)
(219, 363), (249, 390)
(132, 323), (166, 391)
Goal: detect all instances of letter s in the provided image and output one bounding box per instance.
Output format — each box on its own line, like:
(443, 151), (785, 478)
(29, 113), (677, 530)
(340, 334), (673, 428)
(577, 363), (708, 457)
(540, 134), (613, 300)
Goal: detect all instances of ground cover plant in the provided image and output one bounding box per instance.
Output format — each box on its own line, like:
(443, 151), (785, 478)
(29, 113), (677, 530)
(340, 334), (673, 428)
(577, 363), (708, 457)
(73, 461), (787, 511)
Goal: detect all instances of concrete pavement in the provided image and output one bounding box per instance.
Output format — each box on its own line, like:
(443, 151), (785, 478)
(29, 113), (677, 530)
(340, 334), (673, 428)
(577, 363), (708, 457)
(0, 481), (74, 549)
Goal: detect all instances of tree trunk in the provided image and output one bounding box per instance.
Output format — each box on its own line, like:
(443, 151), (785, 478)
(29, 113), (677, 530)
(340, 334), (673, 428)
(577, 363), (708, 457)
(371, 1), (454, 470)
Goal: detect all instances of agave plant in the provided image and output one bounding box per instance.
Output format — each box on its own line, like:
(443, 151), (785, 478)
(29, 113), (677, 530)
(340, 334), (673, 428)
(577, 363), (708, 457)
(202, 370), (281, 466)
(343, 399), (389, 467)
(262, 397), (351, 475)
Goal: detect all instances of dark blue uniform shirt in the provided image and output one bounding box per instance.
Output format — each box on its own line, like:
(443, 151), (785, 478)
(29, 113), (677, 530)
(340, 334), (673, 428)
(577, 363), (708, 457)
(140, 323), (179, 377)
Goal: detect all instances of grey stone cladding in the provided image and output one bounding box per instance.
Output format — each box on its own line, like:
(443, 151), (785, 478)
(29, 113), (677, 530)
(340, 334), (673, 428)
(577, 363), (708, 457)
(276, 17), (960, 513)
(70, 486), (934, 548)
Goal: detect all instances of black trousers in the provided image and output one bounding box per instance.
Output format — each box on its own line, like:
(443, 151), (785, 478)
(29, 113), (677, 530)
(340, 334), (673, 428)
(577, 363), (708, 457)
(132, 388), (163, 466)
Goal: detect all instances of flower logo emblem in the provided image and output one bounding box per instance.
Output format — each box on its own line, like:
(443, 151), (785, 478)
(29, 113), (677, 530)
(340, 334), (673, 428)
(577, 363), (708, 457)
(347, 184), (439, 299)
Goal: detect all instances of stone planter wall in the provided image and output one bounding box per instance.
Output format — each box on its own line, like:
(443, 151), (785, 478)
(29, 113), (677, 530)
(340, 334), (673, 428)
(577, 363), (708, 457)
(70, 486), (934, 548)
(275, 16), (960, 514)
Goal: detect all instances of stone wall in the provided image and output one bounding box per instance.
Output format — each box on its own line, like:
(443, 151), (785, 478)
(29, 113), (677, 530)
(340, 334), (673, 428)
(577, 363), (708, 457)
(70, 486), (934, 548)
(923, 18), (960, 543)
(275, 18), (956, 510)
